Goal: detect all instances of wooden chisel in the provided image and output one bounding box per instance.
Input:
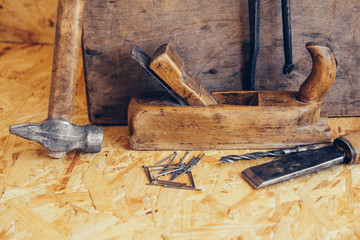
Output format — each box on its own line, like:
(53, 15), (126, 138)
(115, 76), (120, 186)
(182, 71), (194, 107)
(150, 44), (217, 106)
(241, 130), (360, 189)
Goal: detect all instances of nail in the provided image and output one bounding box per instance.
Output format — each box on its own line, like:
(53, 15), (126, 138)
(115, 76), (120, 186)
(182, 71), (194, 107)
(156, 152), (176, 166)
(153, 179), (187, 186)
(160, 153), (178, 174)
(187, 171), (196, 189)
(153, 167), (186, 178)
(142, 165), (153, 183)
(147, 163), (180, 168)
(171, 155), (203, 180)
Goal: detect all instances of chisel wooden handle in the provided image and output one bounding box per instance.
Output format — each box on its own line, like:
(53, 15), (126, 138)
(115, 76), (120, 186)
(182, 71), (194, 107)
(48, 0), (85, 121)
(150, 44), (217, 106)
(297, 43), (336, 104)
(334, 130), (360, 164)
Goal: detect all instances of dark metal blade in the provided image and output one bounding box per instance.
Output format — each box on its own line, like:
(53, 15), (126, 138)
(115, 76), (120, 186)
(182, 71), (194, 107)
(241, 147), (346, 189)
(130, 46), (189, 106)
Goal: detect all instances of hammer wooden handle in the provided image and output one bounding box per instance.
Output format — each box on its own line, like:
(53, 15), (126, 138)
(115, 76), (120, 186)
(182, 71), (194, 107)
(150, 44), (217, 106)
(297, 43), (336, 104)
(48, 0), (85, 121)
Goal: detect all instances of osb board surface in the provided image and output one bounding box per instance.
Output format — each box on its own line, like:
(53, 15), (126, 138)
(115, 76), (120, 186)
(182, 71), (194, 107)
(1, 43), (360, 239)
(83, 0), (360, 124)
(0, 0), (57, 44)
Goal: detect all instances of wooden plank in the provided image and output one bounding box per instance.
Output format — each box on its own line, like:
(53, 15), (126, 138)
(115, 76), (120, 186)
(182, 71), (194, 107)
(83, 0), (360, 124)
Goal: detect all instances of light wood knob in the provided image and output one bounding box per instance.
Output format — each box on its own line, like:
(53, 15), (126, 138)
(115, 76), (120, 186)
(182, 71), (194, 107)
(297, 43), (336, 104)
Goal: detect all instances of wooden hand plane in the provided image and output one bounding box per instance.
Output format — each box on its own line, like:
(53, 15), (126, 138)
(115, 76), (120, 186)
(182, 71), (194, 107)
(128, 43), (336, 151)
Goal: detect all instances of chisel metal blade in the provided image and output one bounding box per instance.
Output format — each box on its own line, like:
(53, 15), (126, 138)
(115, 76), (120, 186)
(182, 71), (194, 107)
(130, 46), (188, 106)
(241, 147), (346, 189)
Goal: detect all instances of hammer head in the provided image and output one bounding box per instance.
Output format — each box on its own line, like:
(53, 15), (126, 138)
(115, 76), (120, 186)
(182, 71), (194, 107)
(9, 119), (103, 158)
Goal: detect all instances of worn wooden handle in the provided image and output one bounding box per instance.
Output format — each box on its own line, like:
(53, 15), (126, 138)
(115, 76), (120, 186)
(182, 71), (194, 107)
(334, 130), (360, 164)
(150, 44), (217, 106)
(48, 0), (85, 121)
(297, 43), (336, 104)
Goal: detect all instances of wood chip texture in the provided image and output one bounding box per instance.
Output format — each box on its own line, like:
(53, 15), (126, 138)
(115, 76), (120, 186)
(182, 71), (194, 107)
(1, 3), (360, 238)
(1, 42), (360, 240)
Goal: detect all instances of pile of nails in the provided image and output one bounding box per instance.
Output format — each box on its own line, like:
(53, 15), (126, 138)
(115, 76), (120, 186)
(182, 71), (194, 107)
(142, 152), (204, 191)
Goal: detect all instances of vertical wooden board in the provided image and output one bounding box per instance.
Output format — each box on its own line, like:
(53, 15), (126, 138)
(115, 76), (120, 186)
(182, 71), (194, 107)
(83, 0), (360, 124)
(83, 0), (248, 124)
(0, 0), (57, 43)
(256, 0), (360, 116)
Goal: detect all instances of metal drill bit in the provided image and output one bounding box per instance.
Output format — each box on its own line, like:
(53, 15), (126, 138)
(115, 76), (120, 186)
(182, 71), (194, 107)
(219, 143), (332, 163)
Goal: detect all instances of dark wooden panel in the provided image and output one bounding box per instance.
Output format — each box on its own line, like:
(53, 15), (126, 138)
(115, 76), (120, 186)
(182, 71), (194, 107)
(83, 0), (360, 124)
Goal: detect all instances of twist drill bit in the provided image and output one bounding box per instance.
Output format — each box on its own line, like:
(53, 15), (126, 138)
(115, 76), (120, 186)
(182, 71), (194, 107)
(219, 143), (332, 163)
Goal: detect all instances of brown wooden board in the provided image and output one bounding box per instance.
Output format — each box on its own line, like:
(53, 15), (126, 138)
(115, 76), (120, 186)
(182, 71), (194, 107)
(83, 0), (360, 124)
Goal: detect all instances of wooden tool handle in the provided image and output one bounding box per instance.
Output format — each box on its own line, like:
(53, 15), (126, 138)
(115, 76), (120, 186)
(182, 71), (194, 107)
(48, 0), (85, 121)
(334, 130), (360, 164)
(297, 43), (336, 104)
(150, 44), (217, 106)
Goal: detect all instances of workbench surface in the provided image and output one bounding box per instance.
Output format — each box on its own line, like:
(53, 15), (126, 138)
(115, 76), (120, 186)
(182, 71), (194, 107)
(1, 43), (360, 239)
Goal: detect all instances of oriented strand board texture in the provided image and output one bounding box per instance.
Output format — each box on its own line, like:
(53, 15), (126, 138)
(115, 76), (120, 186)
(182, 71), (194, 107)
(1, 43), (360, 239)
(0, 0), (57, 43)
(83, 0), (360, 124)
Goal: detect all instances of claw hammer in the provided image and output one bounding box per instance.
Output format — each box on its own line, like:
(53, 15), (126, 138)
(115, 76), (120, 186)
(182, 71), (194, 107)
(9, 0), (103, 158)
